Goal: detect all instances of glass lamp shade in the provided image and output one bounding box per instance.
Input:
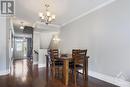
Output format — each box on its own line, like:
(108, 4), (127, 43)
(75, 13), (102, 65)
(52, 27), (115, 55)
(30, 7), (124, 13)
(48, 17), (52, 21)
(41, 16), (45, 19)
(52, 15), (56, 19)
(46, 11), (51, 16)
(20, 26), (24, 29)
(39, 12), (43, 17)
(53, 38), (60, 41)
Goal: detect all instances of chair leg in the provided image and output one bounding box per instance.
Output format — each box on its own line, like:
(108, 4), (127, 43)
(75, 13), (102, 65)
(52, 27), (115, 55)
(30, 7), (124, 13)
(83, 68), (85, 79)
(84, 59), (88, 80)
(74, 66), (77, 84)
(52, 63), (56, 78)
(50, 65), (52, 74)
(72, 69), (74, 76)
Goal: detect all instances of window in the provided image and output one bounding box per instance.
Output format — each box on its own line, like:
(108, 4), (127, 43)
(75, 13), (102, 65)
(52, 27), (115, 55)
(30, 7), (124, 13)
(16, 42), (22, 51)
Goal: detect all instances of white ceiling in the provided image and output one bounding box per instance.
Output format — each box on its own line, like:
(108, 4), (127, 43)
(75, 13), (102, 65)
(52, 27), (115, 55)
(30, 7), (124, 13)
(14, 0), (114, 27)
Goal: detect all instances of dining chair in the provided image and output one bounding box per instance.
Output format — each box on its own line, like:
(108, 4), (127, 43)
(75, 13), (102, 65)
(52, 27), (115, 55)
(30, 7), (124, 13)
(69, 49), (80, 67)
(49, 49), (63, 77)
(71, 49), (89, 83)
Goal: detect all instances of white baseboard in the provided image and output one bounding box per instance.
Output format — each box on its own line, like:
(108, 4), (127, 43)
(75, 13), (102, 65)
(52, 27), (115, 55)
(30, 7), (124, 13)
(33, 62), (38, 65)
(88, 71), (130, 87)
(38, 64), (46, 68)
(0, 69), (9, 76)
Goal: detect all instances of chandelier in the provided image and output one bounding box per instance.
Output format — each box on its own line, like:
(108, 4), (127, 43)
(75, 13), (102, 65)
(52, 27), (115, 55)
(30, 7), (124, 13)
(39, 4), (56, 25)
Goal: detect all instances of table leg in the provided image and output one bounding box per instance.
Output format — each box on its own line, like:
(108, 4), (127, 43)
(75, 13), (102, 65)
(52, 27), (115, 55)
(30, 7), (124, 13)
(46, 55), (49, 69)
(63, 60), (69, 85)
(84, 58), (88, 80)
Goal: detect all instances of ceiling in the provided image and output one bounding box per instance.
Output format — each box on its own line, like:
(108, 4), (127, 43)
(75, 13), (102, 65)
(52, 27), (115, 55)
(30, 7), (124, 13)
(14, 0), (114, 28)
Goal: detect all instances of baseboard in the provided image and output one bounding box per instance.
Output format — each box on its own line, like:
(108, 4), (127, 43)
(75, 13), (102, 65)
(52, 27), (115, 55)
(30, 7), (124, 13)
(0, 69), (9, 76)
(33, 61), (38, 65)
(38, 64), (46, 68)
(88, 71), (130, 87)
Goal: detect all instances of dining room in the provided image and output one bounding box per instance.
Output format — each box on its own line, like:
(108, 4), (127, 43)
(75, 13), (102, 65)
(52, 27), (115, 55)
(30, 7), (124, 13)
(0, 0), (130, 87)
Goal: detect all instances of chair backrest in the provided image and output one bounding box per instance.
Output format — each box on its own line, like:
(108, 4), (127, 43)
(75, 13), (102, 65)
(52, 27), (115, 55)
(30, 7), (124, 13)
(50, 49), (59, 59)
(79, 50), (87, 58)
(72, 49), (80, 58)
(74, 49), (87, 65)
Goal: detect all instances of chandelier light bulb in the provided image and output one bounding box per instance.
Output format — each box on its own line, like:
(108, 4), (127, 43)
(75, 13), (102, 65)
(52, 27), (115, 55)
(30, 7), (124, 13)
(20, 22), (24, 29)
(46, 11), (51, 17)
(20, 26), (24, 29)
(41, 16), (45, 19)
(48, 17), (52, 21)
(53, 37), (61, 41)
(39, 12), (43, 17)
(52, 15), (56, 19)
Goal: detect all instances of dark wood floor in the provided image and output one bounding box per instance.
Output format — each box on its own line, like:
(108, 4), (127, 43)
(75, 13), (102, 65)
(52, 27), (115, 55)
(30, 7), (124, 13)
(0, 59), (118, 87)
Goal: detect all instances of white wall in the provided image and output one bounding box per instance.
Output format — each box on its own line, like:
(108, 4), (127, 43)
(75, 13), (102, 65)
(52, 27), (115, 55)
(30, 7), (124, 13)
(40, 32), (53, 49)
(49, 32), (61, 49)
(33, 31), (60, 50)
(0, 17), (10, 74)
(33, 31), (40, 64)
(6, 18), (11, 71)
(0, 17), (7, 73)
(33, 31), (53, 66)
(33, 31), (40, 52)
(38, 49), (47, 67)
(33, 31), (60, 65)
(60, 0), (130, 82)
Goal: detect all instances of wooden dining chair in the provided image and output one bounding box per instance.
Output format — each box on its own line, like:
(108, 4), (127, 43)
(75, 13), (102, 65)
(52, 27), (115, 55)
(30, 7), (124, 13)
(72, 49), (80, 57)
(72, 49), (89, 83)
(69, 49), (80, 67)
(49, 49), (63, 77)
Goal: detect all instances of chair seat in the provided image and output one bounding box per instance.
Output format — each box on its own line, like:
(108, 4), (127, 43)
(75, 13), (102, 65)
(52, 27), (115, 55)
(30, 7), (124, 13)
(54, 60), (63, 66)
(69, 64), (83, 69)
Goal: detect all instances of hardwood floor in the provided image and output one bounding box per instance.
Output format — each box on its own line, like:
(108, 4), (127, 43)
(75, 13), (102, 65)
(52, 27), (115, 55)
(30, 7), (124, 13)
(0, 59), (118, 87)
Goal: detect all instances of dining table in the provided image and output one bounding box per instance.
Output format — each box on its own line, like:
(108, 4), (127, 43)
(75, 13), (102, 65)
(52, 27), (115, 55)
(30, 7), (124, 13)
(46, 54), (88, 86)
(60, 54), (73, 85)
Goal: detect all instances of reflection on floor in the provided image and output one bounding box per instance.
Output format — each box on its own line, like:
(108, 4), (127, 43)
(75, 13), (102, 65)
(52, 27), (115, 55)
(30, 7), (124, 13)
(0, 59), (118, 87)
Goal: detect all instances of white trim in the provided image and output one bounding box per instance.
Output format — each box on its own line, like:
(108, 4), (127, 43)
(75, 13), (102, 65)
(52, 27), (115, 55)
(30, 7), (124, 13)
(33, 62), (38, 65)
(88, 71), (130, 87)
(10, 18), (15, 35)
(33, 21), (61, 29)
(38, 64), (46, 68)
(0, 69), (9, 76)
(62, 0), (116, 26)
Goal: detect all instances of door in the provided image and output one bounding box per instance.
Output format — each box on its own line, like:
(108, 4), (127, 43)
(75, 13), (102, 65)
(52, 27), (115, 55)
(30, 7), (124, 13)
(14, 38), (27, 59)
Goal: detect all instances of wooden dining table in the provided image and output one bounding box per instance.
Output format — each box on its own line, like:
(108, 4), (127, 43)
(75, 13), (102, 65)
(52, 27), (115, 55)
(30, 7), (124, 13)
(46, 54), (88, 86)
(60, 54), (73, 85)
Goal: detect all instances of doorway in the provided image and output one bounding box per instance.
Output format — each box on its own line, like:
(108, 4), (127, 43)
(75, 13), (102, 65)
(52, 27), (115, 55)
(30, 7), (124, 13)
(14, 38), (28, 59)
(13, 26), (33, 60)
